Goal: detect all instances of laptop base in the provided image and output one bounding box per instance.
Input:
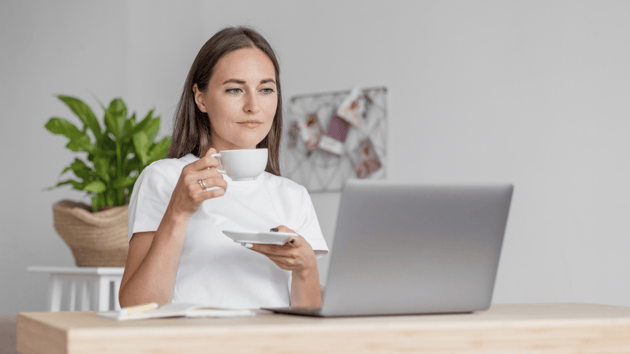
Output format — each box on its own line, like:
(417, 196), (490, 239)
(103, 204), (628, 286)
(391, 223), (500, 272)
(261, 307), (322, 317)
(261, 307), (475, 318)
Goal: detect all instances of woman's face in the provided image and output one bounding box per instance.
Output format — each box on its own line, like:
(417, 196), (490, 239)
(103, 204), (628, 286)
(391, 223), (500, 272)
(194, 47), (277, 151)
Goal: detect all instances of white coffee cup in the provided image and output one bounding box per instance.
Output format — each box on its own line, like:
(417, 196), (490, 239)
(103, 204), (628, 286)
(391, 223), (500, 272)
(211, 148), (268, 181)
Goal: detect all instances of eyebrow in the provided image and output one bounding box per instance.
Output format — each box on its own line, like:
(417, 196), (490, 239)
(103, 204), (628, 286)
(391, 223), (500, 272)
(222, 78), (276, 85)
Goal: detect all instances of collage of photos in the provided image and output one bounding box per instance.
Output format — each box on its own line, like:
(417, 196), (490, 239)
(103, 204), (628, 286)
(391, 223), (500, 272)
(289, 87), (383, 179)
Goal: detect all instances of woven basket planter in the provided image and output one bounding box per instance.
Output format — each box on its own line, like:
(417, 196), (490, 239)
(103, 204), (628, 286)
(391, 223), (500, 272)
(53, 200), (129, 267)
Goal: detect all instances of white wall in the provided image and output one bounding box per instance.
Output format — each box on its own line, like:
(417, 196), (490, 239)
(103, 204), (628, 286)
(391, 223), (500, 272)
(1, 0), (629, 314)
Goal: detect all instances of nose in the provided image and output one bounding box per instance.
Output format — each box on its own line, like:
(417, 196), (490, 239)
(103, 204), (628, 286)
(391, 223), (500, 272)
(243, 92), (260, 114)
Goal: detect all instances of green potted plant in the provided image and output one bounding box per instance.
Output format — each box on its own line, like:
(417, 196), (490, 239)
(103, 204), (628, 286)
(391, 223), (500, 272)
(45, 95), (170, 267)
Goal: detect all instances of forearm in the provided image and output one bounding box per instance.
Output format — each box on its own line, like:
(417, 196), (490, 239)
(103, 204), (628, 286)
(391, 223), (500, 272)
(119, 209), (189, 307)
(290, 265), (322, 307)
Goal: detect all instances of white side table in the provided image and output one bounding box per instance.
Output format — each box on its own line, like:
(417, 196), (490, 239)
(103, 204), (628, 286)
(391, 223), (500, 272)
(27, 266), (124, 312)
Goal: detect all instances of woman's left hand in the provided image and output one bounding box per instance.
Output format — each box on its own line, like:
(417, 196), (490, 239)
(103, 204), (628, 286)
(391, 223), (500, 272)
(243, 225), (317, 274)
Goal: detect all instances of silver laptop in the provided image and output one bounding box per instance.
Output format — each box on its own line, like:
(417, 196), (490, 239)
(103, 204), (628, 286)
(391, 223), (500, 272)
(262, 180), (513, 317)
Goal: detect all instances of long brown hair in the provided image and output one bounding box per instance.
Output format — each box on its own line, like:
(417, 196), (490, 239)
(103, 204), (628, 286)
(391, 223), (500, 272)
(167, 26), (283, 176)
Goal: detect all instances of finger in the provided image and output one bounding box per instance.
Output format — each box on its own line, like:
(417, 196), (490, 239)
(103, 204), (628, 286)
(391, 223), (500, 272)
(267, 253), (295, 263)
(198, 187), (226, 200)
(272, 225), (296, 234)
(250, 248), (293, 260)
(185, 148), (220, 171)
(197, 176), (228, 191)
(250, 243), (289, 256)
(271, 225), (298, 246)
(195, 166), (224, 180)
(252, 247), (295, 258)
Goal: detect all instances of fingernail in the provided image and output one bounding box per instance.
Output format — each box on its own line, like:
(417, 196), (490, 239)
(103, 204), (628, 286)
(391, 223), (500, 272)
(270, 228), (278, 232)
(243, 243), (253, 249)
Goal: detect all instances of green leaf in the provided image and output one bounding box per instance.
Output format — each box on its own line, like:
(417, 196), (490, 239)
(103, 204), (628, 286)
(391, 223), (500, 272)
(106, 189), (114, 205)
(70, 158), (91, 180)
(120, 145), (134, 164)
(132, 131), (150, 165)
(145, 116), (160, 143)
(104, 113), (117, 137)
(148, 136), (171, 163)
(91, 195), (100, 212)
(94, 157), (110, 180)
(65, 133), (93, 152)
(125, 109), (154, 142)
(111, 98), (128, 131)
(46, 117), (93, 152)
(121, 156), (142, 176)
(60, 166), (72, 176)
(91, 193), (107, 212)
(84, 180), (107, 193)
(125, 175), (140, 197)
(45, 117), (82, 138)
(122, 113), (136, 141)
(56, 179), (83, 190)
(94, 132), (117, 155)
(112, 176), (135, 189)
(57, 95), (101, 139)
(104, 98), (127, 138)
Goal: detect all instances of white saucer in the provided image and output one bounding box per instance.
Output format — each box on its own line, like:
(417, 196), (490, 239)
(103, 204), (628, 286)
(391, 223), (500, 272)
(222, 230), (297, 245)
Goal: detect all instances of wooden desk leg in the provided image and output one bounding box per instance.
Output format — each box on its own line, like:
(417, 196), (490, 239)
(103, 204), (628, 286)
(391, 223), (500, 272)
(47, 275), (63, 312)
(97, 277), (110, 311)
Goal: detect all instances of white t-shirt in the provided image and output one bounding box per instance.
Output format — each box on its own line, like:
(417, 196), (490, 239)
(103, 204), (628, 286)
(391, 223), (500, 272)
(128, 153), (329, 309)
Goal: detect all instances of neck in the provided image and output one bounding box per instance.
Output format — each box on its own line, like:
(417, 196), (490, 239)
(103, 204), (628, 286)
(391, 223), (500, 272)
(209, 135), (256, 152)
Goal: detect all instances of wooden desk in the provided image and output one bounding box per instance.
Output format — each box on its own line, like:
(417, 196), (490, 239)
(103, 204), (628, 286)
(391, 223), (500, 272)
(17, 303), (630, 354)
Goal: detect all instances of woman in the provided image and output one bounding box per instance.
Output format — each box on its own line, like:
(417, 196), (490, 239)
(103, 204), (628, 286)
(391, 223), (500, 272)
(119, 26), (328, 309)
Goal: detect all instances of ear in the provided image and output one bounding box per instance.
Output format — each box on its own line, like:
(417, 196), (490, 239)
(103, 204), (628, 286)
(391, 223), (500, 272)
(192, 84), (208, 113)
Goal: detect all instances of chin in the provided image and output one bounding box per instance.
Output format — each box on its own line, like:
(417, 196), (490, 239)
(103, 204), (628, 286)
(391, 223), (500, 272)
(235, 135), (268, 149)
(230, 140), (264, 150)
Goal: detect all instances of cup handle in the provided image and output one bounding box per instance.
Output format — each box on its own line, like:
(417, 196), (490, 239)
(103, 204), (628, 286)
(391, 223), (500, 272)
(210, 153), (227, 174)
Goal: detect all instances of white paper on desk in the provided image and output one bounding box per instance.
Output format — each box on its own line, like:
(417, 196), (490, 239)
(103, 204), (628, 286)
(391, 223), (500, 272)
(96, 303), (256, 321)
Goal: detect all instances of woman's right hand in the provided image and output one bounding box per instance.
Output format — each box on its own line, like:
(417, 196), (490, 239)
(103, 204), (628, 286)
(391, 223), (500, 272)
(167, 148), (228, 217)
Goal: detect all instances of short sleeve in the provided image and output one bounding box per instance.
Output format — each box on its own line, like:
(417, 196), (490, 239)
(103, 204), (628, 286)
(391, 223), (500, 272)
(296, 186), (329, 259)
(127, 162), (178, 241)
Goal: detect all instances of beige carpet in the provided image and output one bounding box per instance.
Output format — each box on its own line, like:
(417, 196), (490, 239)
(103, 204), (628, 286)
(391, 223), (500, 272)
(0, 315), (18, 354)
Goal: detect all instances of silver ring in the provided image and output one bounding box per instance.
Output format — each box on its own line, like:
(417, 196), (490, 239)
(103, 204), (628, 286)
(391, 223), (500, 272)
(198, 179), (208, 189)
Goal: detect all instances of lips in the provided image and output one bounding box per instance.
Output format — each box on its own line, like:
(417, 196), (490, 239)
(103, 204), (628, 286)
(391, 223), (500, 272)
(238, 120), (263, 128)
